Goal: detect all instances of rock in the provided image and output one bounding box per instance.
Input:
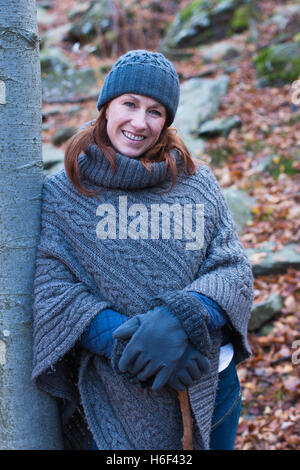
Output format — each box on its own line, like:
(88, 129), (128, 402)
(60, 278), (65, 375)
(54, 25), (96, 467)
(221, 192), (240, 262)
(52, 127), (77, 146)
(183, 134), (206, 159)
(254, 40), (300, 87)
(178, 77), (226, 124)
(263, 4), (300, 31)
(67, 2), (91, 21)
(248, 293), (283, 331)
(249, 154), (276, 174)
(257, 323), (274, 336)
(246, 242), (300, 276)
(200, 38), (243, 63)
(197, 115), (242, 137)
(161, 0), (257, 53)
(67, 105), (83, 115)
(38, 0), (54, 9)
(223, 64), (238, 73)
(223, 186), (256, 234)
(42, 66), (101, 103)
(40, 47), (72, 74)
(229, 3), (259, 34)
(46, 161), (65, 176)
(40, 24), (73, 49)
(37, 5), (57, 25)
(174, 75), (229, 153)
(42, 106), (66, 119)
(66, 0), (112, 45)
(42, 122), (52, 132)
(42, 143), (64, 171)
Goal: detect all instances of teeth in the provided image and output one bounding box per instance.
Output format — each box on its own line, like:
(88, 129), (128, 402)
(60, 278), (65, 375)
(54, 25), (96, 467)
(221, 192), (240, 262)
(123, 131), (145, 141)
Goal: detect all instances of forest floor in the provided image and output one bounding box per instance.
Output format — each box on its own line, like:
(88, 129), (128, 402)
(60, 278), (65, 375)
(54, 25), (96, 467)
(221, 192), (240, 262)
(38, 0), (300, 450)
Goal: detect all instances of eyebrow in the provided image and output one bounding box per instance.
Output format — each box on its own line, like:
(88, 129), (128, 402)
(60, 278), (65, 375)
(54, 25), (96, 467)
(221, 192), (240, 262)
(123, 94), (165, 109)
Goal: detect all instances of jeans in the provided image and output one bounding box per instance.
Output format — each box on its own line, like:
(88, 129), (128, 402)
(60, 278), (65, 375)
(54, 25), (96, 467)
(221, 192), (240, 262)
(210, 359), (242, 450)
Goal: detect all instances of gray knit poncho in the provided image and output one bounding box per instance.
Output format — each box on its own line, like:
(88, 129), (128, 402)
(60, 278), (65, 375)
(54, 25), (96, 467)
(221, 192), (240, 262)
(32, 144), (253, 450)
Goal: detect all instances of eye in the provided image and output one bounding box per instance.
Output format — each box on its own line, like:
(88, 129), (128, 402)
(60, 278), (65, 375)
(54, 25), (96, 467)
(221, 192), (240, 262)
(124, 101), (136, 108)
(149, 109), (162, 117)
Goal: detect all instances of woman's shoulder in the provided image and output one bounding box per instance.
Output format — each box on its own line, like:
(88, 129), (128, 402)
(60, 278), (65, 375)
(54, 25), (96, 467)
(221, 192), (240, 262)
(181, 161), (223, 195)
(193, 161), (219, 183)
(42, 168), (73, 200)
(176, 161), (230, 221)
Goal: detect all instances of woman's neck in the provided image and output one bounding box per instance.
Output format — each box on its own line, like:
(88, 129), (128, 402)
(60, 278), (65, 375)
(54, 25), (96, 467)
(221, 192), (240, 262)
(78, 143), (180, 190)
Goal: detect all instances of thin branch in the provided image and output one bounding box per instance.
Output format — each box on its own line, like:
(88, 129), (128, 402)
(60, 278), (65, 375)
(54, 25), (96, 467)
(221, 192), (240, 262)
(178, 390), (193, 450)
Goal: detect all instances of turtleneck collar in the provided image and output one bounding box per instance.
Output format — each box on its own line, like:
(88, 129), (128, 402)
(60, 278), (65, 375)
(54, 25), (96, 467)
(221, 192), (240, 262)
(78, 144), (181, 190)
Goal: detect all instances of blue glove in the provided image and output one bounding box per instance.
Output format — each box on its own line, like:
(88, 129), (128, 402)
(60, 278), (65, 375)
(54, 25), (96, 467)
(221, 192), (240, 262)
(163, 293), (224, 391)
(189, 292), (227, 330)
(113, 306), (188, 391)
(81, 308), (128, 358)
(167, 342), (210, 391)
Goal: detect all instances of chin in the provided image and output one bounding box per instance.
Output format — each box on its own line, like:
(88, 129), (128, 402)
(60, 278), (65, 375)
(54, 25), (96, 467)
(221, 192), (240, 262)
(127, 152), (144, 158)
(121, 146), (148, 158)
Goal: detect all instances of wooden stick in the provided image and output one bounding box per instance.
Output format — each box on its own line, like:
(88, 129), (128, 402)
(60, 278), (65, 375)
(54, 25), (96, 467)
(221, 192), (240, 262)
(178, 390), (193, 450)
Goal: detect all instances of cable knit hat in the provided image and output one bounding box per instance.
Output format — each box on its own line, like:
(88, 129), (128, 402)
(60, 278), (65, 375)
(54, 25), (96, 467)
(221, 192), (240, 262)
(97, 50), (180, 126)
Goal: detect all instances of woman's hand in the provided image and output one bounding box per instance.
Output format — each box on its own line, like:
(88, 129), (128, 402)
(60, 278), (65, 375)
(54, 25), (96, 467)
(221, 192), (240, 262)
(80, 308), (128, 358)
(113, 306), (188, 390)
(167, 342), (210, 391)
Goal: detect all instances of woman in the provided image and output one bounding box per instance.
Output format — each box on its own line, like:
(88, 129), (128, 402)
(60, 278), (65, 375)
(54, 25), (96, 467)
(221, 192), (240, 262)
(32, 50), (254, 450)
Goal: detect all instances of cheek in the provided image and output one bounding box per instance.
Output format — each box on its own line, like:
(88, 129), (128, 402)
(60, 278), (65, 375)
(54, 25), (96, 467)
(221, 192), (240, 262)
(106, 121), (113, 141)
(106, 105), (120, 131)
(153, 122), (165, 141)
(106, 116), (119, 139)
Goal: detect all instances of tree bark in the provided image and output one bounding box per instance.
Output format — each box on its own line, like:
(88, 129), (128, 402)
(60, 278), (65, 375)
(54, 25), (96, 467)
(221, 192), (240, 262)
(0, 0), (63, 449)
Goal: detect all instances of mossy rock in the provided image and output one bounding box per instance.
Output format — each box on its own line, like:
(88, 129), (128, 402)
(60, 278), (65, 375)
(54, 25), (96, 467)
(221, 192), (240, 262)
(248, 293), (283, 331)
(179, 0), (208, 22)
(161, 0), (257, 52)
(254, 41), (300, 86)
(229, 4), (260, 33)
(197, 115), (242, 138)
(223, 186), (256, 234)
(40, 47), (72, 74)
(52, 127), (77, 146)
(66, 0), (112, 44)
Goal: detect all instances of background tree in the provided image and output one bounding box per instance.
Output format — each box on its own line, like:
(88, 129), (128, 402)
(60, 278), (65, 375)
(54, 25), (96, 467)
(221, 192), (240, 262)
(0, 0), (63, 449)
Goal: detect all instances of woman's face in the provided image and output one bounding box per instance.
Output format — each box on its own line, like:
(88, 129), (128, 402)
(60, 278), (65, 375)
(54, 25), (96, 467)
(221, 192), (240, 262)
(105, 94), (167, 157)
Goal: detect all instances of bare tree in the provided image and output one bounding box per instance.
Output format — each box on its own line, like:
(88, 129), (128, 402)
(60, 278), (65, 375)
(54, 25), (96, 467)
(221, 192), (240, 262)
(0, 0), (63, 449)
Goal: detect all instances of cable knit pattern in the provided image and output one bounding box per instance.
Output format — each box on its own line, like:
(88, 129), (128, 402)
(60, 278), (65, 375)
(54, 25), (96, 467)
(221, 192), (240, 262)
(32, 144), (253, 450)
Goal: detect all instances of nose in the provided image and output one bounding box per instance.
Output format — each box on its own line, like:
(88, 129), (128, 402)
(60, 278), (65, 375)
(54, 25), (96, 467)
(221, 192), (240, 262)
(130, 109), (147, 131)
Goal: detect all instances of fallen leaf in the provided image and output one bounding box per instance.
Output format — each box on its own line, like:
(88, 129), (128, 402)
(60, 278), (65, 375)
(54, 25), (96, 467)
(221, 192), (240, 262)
(283, 376), (300, 392)
(281, 421), (294, 430)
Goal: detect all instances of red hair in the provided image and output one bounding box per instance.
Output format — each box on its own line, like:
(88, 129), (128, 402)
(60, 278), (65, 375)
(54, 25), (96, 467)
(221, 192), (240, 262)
(64, 104), (197, 196)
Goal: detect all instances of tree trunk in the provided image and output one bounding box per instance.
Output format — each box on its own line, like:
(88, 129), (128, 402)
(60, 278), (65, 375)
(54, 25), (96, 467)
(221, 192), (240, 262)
(0, 0), (63, 449)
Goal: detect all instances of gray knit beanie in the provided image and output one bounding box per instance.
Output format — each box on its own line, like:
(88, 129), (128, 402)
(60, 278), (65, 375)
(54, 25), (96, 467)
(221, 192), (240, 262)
(97, 50), (180, 126)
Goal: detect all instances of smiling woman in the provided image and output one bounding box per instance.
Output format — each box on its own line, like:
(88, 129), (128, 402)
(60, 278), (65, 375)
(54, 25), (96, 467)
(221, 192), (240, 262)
(32, 50), (254, 451)
(64, 64), (194, 196)
(105, 94), (167, 157)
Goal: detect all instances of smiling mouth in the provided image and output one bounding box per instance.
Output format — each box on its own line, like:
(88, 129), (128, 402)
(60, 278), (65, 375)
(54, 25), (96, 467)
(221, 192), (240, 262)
(122, 131), (146, 142)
